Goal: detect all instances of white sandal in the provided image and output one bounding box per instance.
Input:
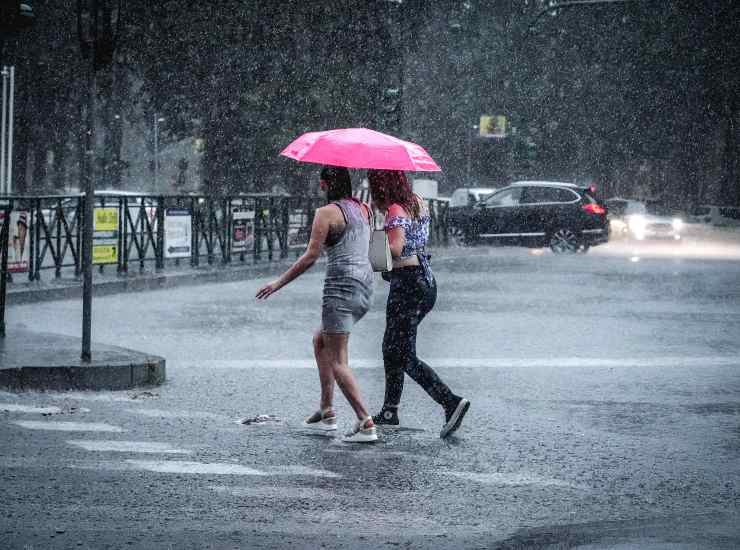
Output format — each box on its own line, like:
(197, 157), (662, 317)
(342, 416), (378, 443)
(303, 407), (337, 431)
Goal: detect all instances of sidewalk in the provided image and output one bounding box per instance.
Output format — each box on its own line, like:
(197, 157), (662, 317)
(2, 257), (301, 391)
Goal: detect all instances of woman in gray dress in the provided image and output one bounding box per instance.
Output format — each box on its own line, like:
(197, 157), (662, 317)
(256, 166), (377, 442)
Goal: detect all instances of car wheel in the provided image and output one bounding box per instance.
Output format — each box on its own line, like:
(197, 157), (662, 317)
(450, 225), (477, 246)
(549, 228), (580, 254)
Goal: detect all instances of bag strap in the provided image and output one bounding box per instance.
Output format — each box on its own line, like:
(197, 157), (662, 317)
(364, 202), (381, 230)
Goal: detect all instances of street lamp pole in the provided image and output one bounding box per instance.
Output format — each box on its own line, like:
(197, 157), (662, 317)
(153, 114), (164, 190)
(77, 0), (120, 361)
(467, 124), (478, 183)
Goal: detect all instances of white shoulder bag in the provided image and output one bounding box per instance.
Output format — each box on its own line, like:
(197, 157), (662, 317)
(368, 207), (392, 272)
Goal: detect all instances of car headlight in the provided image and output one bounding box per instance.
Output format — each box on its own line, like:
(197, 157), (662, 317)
(672, 218), (683, 231)
(628, 215), (647, 233)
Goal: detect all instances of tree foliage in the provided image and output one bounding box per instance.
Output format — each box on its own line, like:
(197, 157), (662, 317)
(7, 0), (739, 205)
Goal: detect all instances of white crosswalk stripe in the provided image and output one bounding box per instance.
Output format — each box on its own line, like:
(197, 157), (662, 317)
(11, 420), (125, 432)
(67, 440), (191, 454)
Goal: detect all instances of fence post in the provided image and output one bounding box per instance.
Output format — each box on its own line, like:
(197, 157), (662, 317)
(207, 197), (214, 265)
(30, 198), (38, 281)
(0, 200), (11, 338)
(280, 197), (290, 259)
(155, 196), (165, 271)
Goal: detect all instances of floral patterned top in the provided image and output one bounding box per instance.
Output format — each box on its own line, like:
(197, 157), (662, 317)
(384, 214), (430, 259)
(385, 212), (434, 284)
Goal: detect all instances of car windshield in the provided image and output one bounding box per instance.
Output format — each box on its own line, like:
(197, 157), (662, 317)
(646, 202), (681, 217)
(483, 187), (522, 207)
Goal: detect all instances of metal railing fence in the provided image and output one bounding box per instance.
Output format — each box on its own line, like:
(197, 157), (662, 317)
(0, 192), (450, 283)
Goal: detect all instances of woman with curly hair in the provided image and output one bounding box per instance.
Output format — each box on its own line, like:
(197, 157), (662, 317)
(368, 169), (470, 438)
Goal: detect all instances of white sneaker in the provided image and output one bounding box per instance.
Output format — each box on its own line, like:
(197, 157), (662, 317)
(303, 408), (337, 431)
(342, 417), (378, 443)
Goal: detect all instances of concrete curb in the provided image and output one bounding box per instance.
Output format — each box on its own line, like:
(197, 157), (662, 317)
(0, 330), (166, 392)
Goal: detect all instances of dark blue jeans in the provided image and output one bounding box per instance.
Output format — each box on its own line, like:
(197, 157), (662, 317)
(382, 266), (457, 409)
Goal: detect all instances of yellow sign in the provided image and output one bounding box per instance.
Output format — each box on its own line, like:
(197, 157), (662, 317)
(94, 208), (119, 232)
(92, 244), (118, 265)
(479, 115), (507, 138)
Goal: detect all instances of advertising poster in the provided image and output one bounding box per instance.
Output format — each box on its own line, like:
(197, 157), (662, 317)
(93, 207), (119, 265)
(479, 115), (507, 138)
(232, 208), (254, 252)
(0, 210), (30, 273)
(164, 208), (192, 258)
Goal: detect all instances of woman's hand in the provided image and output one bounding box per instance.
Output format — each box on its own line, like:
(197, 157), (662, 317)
(255, 281), (280, 300)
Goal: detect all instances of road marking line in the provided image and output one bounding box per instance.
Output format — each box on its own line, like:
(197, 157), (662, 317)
(125, 460), (266, 476)
(11, 420), (124, 432)
(67, 440), (191, 454)
(445, 470), (586, 489)
(270, 465), (341, 478)
(211, 485), (336, 498)
(193, 356), (739, 369)
(0, 404), (63, 414)
(125, 408), (227, 420)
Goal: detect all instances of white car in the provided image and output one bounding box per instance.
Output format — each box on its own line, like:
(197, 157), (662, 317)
(606, 198), (684, 241)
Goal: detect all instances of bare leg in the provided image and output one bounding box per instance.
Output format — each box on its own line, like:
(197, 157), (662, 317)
(312, 330), (335, 411)
(321, 332), (371, 421)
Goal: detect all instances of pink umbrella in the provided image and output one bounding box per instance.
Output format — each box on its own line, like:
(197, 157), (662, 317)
(280, 128), (441, 172)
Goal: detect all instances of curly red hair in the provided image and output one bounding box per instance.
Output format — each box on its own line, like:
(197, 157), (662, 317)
(367, 170), (421, 219)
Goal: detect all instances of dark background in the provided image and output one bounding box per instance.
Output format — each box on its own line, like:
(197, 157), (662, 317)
(1, 0), (738, 208)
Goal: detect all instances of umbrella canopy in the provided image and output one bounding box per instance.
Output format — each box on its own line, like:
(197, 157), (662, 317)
(280, 128), (441, 172)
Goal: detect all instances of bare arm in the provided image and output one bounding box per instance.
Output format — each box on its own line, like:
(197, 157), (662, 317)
(255, 207), (330, 299)
(386, 203), (407, 259)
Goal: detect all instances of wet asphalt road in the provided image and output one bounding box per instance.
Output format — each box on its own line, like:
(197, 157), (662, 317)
(2, 234), (740, 549)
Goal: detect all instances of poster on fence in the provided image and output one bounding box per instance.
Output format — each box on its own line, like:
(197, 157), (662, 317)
(231, 208), (254, 252)
(164, 208), (192, 258)
(0, 210), (30, 273)
(93, 207), (119, 265)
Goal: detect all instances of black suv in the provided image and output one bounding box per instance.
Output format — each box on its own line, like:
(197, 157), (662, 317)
(453, 181), (609, 253)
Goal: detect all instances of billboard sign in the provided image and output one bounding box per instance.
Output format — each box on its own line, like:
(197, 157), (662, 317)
(232, 208), (254, 252)
(93, 207), (119, 265)
(0, 210), (29, 273)
(479, 115), (507, 138)
(164, 208), (192, 258)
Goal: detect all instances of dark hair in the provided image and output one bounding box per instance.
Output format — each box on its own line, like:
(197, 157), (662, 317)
(367, 169), (421, 219)
(320, 165), (352, 202)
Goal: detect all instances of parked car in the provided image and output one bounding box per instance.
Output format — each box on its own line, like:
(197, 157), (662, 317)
(447, 187), (496, 235)
(689, 205), (740, 227)
(454, 181), (609, 253)
(449, 187), (497, 208)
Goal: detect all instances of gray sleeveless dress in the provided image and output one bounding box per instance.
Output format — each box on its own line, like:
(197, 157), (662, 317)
(322, 199), (374, 334)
